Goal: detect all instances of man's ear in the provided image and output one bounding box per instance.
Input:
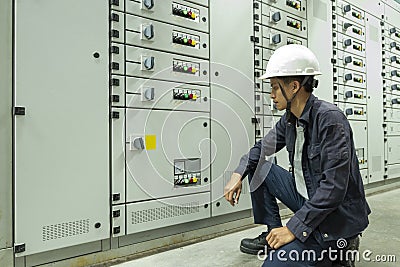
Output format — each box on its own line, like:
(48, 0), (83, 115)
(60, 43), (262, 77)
(292, 80), (301, 93)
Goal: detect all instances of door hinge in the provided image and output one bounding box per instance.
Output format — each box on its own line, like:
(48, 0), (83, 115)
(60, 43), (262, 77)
(14, 107), (26, 116)
(14, 244), (26, 253)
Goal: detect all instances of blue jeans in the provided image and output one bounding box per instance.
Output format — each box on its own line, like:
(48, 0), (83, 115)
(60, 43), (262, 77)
(248, 161), (332, 267)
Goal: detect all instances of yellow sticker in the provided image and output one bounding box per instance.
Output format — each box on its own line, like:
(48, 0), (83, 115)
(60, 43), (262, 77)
(145, 135), (156, 150)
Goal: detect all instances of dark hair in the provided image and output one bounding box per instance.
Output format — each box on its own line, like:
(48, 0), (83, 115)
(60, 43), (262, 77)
(280, 76), (315, 93)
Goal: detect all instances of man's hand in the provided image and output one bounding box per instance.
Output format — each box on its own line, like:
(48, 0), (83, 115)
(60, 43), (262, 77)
(266, 226), (296, 249)
(224, 173), (242, 206)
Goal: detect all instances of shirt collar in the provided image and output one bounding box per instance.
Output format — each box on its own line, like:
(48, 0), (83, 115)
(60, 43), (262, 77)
(298, 94), (316, 126)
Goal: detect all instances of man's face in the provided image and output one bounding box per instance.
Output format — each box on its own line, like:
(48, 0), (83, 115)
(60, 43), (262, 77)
(270, 78), (289, 111)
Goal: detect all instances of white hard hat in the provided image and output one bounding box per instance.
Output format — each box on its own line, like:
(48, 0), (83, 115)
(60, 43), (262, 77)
(259, 44), (322, 80)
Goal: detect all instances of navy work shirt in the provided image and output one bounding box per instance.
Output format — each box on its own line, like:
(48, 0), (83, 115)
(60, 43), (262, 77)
(234, 94), (371, 243)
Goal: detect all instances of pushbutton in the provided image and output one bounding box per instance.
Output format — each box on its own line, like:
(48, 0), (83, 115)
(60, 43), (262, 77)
(343, 4), (351, 13)
(392, 70), (400, 77)
(390, 42), (397, 48)
(353, 44), (362, 51)
(190, 39), (197, 46)
(143, 24), (154, 40)
(354, 93), (363, 99)
(172, 8), (180, 15)
(392, 99), (400, 104)
(391, 56), (398, 63)
(390, 28), (396, 34)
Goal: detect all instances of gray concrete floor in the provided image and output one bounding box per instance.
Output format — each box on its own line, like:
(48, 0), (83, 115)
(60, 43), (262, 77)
(112, 189), (400, 267)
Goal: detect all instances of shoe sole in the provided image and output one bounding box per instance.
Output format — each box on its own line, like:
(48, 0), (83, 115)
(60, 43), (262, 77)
(240, 245), (266, 255)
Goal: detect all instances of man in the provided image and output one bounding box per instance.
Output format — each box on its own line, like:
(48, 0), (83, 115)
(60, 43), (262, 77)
(224, 44), (370, 266)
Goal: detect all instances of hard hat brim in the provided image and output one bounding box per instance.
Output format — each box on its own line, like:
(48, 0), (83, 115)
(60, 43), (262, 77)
(258, 71), (322, 80)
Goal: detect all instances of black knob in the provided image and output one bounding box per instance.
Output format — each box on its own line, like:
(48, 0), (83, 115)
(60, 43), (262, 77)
(143, 24), (154, 40)
(143, 0), (154, 9)
(344, 39), (352, 47)
(345, 108), (353, 115)
(271, 12), (281, 23)
(143, 57), (155, 70)
(272, 34), (281, 44)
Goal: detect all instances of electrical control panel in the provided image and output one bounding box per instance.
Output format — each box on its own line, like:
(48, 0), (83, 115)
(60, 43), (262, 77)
(110, 0), (211, 236)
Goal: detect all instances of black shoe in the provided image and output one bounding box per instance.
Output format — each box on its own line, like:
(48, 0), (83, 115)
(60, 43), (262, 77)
(240, 231), (271, 255)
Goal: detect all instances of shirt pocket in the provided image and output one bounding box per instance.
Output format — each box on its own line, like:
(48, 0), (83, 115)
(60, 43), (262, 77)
(308, 144), (322, 174)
